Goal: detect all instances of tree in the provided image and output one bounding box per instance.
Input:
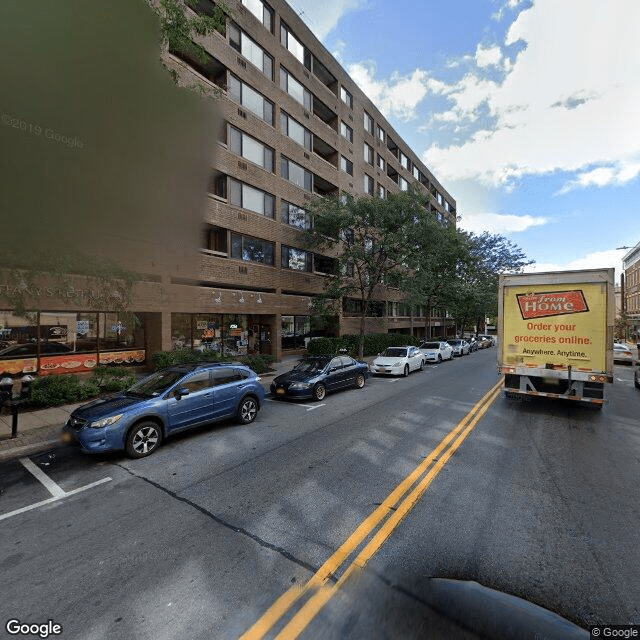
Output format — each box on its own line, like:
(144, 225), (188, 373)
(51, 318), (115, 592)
(450, 231), (533, 333)
(403, 222), (470, 339)
(305, 189), (433, 358)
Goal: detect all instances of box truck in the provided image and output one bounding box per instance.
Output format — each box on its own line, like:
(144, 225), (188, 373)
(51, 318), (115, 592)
(498, 269), (614, 405)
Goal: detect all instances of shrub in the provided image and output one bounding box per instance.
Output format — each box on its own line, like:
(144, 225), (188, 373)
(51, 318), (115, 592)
(239, 354), (275, 374)
(29, 375), (100, 408)
(306, 333), (421, 358)
(92, 366), (137, 392)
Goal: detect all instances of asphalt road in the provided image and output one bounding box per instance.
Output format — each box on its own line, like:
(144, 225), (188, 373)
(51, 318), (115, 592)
(0, 349), (638, 640)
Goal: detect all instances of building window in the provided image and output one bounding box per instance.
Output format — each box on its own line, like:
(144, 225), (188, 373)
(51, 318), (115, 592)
(377, 184), (386, 198)
(437, 192), (443, 205)
(377, 125), (384, 142)
(364, 142), (374, 165)
(281, 201), (312, 230)
(363, 111), (374, 135)
(340, 156), (353, 175)
(399, 176), (409, 191)
(241, 0), (274, 31)
(280, 22), (309, 67)
(314, 254), (337, 274)
(281, 156), (313, 191)
(231, 233), (274, 265)
(340, 86), (353, 108)
(363, 173), (374, 195)
(281, 245), (312, 271)
(228, 178), (275, 218)
(281, 111), (312, 150)
(340, 121), (353, 142)
(377, 154), (385, 171)
(280, 67), (312, 110)
(203, 225), (228, 254)
(399, 150), (410, 170)
(228, 24), (273, 79)
(228, 74), (274, 125)
(342, 260), (355, 277)
(413, 165), (420, 181)
(228, 125), (274, 171)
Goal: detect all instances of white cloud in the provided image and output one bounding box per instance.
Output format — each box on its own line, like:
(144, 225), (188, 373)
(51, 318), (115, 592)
(523, 249), (626, 282)
(424, 0), (640, 189)
(458, 210), (547, 234)
(557, 162), (640, 194)
(347, 62), (430, 122)
(291, 0), (366, 40)
(475, 44), (503, 69)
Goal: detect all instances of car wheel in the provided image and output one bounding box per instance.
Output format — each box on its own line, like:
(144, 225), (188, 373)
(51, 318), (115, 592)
(126, 421), (162, 459)
(403, 364), (410, 377)
(437, 354), (442, 363)
(237, 396), (258, 424)
(355, 373), (366, 389)
(419, 359), (424, 371)
(449, 351), (454, 360)
(635, 371), (640, 390)
(313, 383), (326, 401)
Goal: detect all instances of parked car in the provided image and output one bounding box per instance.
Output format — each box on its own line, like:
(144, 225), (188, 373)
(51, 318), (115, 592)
(370, 346), (425, 377)
(62, 362), (265, 458)
(0, 342), (72, 358)
(271, 355), (369, 400)
(447, 339), (470, 356)
(418, 341), (454, 363)
(475, 336), (492, 349)
(613, 342), (634, 365)
(467, 337), (479, 352)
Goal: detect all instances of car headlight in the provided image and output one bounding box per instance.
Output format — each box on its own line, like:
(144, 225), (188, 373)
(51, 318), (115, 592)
(90, 414), (124, 429)
(393, 362), (402, 367)
(289, 382), (311, 390)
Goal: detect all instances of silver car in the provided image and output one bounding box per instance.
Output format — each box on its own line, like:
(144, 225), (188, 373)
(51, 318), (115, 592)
(447, 339), (470, 356)
(613, 342), (634, 364)
(418, 341), (453, 363)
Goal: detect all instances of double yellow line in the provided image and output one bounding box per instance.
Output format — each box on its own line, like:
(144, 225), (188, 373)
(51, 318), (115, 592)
(240, 377), (504, 640)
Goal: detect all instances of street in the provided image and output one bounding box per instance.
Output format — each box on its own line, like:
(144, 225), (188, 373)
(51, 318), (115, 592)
(1, 348), (638, 639)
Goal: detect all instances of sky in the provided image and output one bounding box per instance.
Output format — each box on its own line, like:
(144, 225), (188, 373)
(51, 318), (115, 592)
(289, 0), (640, 283)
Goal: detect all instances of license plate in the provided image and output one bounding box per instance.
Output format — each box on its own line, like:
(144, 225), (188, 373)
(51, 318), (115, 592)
(276, 388), (285, 395)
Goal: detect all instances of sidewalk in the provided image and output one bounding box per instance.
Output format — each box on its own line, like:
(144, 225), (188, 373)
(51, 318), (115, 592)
(0, 355), (305, 462)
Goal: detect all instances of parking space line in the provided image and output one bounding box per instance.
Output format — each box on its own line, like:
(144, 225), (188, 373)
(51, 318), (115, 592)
(20, 457), (65, 498)
(301, 403), (326, 411)
(0, 477), (112, 522)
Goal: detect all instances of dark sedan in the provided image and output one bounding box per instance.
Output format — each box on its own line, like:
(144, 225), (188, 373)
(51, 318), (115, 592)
(270, 355), (369, 401)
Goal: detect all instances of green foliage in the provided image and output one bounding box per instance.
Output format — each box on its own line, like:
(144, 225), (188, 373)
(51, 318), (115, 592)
(29, 375), (100, 408)
(151, 349), (273, 373)
(92, 366), (137, 392)
(306, 333), (420, 358)
(158, 0), (232, 67)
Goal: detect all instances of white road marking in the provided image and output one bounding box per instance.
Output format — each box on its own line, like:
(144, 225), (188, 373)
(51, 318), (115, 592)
(0, 477), (112, 522)
(301, 403), (327, 411)
(20, 457), (65, 498)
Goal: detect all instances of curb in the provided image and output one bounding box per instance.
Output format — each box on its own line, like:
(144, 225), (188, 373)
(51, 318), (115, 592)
(0, 438), (60, 462)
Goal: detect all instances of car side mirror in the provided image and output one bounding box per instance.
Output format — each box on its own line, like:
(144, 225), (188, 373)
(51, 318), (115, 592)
(176, 387), (190, 399)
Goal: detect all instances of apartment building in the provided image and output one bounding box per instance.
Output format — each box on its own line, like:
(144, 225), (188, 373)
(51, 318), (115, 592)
(622, 242), (640, 340)
(0, 0), (457, 378)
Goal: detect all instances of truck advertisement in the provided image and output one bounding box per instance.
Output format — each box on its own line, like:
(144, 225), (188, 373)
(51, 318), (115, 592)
(499, 269), (614, 405)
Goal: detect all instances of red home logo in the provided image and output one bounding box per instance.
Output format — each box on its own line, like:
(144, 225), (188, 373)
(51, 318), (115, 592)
(516, 290), (589, 319)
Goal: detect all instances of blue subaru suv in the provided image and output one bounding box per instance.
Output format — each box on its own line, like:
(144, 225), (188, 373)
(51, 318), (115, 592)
(62, 362), (266, 458)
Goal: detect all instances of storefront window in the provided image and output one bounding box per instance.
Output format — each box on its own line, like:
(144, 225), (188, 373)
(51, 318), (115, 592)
(281, 315), (311, 350)
(0, 310), (146, 376)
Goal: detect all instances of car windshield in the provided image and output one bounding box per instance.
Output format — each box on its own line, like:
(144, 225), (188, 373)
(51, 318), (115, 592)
(127, 369), (186, 397)
(382, 348), (407, 357)
(293, 359), (327, 373)
(421, 343), (440, 350)
(448, 340), (462, 346)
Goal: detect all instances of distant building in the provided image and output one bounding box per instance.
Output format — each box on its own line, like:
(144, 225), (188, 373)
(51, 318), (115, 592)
(622, 241), (640, 340)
